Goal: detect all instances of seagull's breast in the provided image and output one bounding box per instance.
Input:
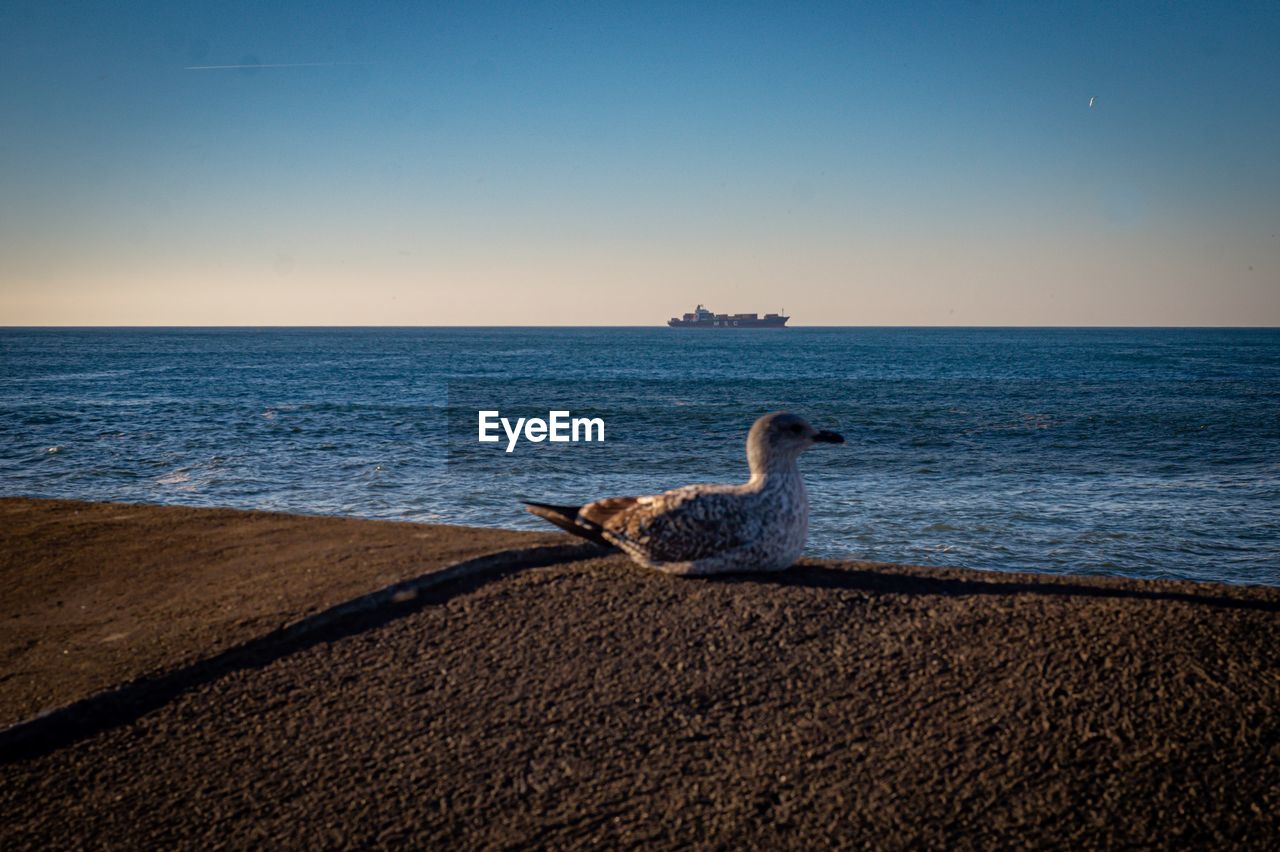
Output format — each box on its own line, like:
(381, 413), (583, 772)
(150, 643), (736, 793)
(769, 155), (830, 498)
(756, 472), (809, 563)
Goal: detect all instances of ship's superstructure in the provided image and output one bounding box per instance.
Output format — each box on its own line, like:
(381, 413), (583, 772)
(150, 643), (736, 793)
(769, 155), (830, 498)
(668, 304), (789, 328)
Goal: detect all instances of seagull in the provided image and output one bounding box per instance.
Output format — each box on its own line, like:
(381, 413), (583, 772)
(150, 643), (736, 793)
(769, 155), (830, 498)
(1089, 96), (1096, 108)
(523, 411), (844, 576)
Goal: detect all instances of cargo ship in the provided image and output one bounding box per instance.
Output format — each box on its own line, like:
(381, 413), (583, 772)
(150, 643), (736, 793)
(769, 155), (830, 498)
(667, 304), (789, 328)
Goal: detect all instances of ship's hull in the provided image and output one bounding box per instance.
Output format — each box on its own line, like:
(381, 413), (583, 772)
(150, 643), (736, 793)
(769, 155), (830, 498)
(668, 316), (788, 328)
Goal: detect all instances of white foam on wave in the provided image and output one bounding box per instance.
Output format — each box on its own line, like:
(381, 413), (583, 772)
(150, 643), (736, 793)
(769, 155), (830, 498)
(156, 469), (191, 485)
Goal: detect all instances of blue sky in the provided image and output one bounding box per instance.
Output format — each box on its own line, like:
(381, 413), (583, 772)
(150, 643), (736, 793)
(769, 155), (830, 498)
(2, 1), (1277, 324)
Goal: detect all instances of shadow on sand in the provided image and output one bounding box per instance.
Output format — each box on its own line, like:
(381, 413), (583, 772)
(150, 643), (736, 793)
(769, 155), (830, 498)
(2, 550), (1274, 765)
(712, 563), (1280, 613)
(0, 542), (606, 766)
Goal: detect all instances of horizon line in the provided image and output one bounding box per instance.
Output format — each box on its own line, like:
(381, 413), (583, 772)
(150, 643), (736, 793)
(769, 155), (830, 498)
(3, 324), (1278, 331)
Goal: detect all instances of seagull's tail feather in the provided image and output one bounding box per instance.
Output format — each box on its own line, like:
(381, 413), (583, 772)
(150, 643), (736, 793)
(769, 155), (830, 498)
(523, 501), (614, 549)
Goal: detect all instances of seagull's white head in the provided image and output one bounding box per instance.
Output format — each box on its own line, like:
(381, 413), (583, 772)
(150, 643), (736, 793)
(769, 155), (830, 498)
(747, 411), (844, 474)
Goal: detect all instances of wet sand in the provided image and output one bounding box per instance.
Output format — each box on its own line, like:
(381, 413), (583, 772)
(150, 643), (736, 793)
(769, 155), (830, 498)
(2, 498), (1277, 848)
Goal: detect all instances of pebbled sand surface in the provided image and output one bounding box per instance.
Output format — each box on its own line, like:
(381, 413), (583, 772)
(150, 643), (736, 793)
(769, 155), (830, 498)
(0, 497), (566, 727)
(2, 499), (1278, 848)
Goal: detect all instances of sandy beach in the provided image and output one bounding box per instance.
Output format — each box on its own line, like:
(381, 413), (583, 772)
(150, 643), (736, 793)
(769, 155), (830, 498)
(2, 497), (1277, 848)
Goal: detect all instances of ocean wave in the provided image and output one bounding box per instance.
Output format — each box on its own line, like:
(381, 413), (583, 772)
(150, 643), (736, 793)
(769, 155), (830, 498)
(2, 327), (1276, 586)
(156, 469), (191, 485)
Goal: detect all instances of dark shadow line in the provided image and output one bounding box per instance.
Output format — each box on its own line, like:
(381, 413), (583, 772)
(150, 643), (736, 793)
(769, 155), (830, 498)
(712, 565), (1280, 612)
(0, 542), (607, 765)
(4, 552), (1273, 764)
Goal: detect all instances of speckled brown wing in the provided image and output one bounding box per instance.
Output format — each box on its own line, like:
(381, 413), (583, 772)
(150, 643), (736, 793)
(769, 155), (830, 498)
(580, 488), (757, 564)
(576, 496), (641, 531)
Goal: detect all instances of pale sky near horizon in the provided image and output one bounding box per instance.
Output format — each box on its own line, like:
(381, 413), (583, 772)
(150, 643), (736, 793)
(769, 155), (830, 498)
(2, 1), (1278, 326)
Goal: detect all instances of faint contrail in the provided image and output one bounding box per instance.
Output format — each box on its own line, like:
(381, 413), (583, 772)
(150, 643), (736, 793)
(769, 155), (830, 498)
(184, 62), (367, 70)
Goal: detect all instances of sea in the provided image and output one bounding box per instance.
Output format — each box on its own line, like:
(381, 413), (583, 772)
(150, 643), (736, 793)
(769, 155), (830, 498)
(1, 327), (1277, 587)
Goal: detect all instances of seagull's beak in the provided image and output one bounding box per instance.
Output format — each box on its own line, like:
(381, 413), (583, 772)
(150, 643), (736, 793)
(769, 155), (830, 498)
(812, 429), (844, 444)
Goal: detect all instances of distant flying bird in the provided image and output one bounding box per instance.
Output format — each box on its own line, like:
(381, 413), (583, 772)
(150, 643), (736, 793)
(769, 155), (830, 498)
(524, 411), (844, 575)
(1089, 96), (1096, 108)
